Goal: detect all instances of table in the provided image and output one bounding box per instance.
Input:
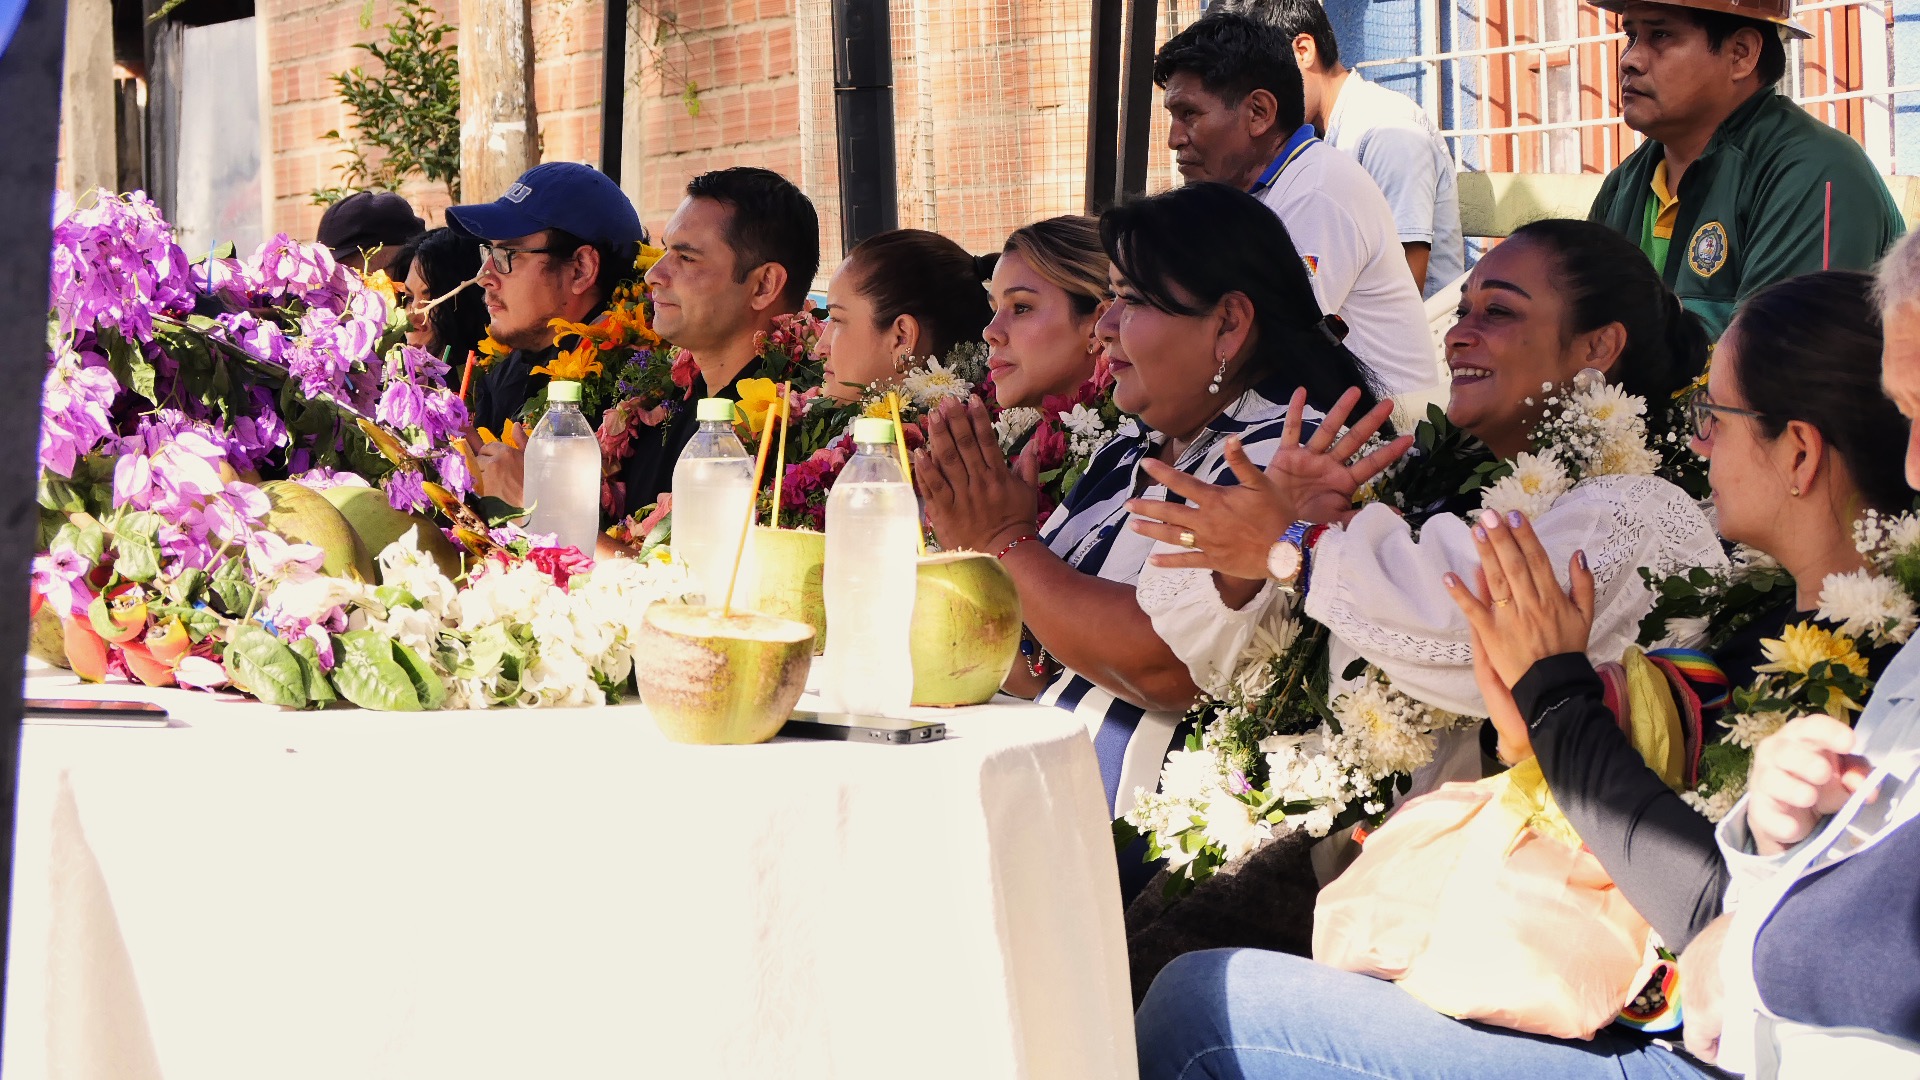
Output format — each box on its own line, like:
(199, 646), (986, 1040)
(3, 665), (1138, 1079)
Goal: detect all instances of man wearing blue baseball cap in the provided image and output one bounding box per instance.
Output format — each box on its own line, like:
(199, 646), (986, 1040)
(446, 161), (646, 440)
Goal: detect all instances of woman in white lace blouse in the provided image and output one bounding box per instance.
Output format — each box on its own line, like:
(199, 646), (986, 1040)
(1128, 219), (1725, 788)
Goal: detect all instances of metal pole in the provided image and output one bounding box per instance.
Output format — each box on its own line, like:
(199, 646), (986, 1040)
(1084, 0), (1123, 212)
(600, 0), (626, 182)
(1117, 0), (1158, 199)
(829, 0), (898, 250)
(0, 0), (71, 1048)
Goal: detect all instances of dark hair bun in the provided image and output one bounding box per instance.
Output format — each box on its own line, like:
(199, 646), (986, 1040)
(973, 252), (1000, 282)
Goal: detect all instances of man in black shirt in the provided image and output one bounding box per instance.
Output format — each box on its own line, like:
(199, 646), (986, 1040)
(619, 168), (819, 517)
(445, 163), (644, 491)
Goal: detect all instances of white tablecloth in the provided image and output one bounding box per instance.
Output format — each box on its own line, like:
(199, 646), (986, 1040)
(4, 666), (1137, 1079)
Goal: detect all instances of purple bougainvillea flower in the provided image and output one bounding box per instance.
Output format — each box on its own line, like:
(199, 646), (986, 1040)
(48, 191), (196, 343)
(38, 350), (119, 478)
(31, 547), (95, 617)
(385, 468), (428, 514)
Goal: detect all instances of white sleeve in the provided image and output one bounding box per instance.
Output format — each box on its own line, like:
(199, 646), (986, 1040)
(1714, 795), (1801, 910)
(1354, 127), (1440, 244)
(1302, 475), (1726, 716)
(1138, 565), (1294, 698)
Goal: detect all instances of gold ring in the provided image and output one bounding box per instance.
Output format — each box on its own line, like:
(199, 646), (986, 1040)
(1177, 530), (1198, 549)
(1493, 597), (1512, 609)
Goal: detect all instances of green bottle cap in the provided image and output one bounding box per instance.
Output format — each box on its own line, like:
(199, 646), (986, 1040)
(852, 417), (896, 444)
(548, 380), (582, 403)
(696, 398), (738, 423)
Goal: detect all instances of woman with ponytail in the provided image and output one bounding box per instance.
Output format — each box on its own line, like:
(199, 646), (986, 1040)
(816, 228), (996, 402)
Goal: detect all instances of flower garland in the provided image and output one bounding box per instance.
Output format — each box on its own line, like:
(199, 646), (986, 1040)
(1123, 372), (1674, 893)
(1653, 513), (1920, 821)
(992, 358), (1123, 523)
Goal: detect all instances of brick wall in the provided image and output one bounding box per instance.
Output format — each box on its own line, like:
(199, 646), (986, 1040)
(263, 0), (611, 240)
(630, 0), (802, 237)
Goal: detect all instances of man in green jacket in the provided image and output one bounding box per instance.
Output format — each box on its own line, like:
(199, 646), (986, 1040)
(1588, 0), (1903, 339)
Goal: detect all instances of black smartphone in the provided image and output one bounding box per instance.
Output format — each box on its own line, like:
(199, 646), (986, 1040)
(24, 698), (178, 727)
(781, 710), (947, 744)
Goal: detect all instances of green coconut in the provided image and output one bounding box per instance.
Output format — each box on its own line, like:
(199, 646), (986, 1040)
(320, 484), (466, 581)
(749, 526), (827, 655)
(28, 603), (68, 668)
(634, 603), (815, 745)
(910, 551), (1023, 707)
(259, 480), (376, 582)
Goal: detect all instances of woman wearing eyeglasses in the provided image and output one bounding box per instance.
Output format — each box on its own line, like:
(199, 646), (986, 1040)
(1452, 271), (1913, 953)
(1131, 271), (1915, 1080)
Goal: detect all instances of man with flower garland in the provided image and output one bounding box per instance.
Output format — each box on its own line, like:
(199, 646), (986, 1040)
(616, 167), (819, 517)
(1586, 0), (1903, 340)
(447, 162), (644, 490)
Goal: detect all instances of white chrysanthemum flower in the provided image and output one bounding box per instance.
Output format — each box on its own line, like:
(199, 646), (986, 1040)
(1200, 795), (1272, 863)
(1156, 746), (1224, 804)
(901, 358), (973, 408)
(1660, 615), (1713, 650)
(1331, 681), (1438, 780)
(1593, 437), (1661, 477)
(1479, 452), (1570, 520)
(994, 407), (1043, 452)
(1572, 381), (1647, 424)
(1724, 710), (1791, 751)
(1816, 569), (1919, 645)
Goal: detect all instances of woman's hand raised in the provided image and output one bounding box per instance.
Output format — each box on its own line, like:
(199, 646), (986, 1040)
(1442, 508), (1595, 762)
(914, 395), (1042, 555)
(1125, 387), (1410, 580)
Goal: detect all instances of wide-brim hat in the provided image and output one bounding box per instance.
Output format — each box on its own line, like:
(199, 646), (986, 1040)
(1588, 0), (1812, 40)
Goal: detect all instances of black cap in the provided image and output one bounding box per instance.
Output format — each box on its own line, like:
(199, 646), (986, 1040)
(317, 191), (426, 259)
(444, 162), (644, 248)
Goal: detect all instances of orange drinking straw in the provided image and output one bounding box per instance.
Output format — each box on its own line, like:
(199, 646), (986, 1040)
(770, 382), (792, 526)
(885, 392), (927, 555)
(459, 350), (477, 402)
(722, 395), (779, 615)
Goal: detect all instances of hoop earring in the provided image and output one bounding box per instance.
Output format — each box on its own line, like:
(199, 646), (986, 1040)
(1209, 353), (1228, 395)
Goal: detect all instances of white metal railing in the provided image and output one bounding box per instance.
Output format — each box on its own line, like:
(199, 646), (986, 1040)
(1352, 0), (1909, 174)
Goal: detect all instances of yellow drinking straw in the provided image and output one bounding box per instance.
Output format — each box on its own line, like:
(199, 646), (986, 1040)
(770, 384), (792, 526)
(722, 392), (781, 616)
(885, 391), (927, 555)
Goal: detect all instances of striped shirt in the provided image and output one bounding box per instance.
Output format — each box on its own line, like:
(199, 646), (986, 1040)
(1036, 379), (1323, 816)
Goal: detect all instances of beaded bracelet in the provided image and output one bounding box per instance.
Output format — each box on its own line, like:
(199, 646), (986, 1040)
(995, 533), (1041, 560)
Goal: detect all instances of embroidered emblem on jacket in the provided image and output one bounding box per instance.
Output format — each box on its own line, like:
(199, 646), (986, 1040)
(1687, 222), (1729, 279)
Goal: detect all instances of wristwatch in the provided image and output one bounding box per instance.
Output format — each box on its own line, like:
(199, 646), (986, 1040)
(1266, 520), (1326, 592)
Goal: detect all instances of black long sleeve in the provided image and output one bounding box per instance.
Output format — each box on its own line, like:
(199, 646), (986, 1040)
(1512, 654), (1728, 950)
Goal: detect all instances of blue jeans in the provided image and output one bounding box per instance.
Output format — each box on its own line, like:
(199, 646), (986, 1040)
(1136, 949), (1717, 1080)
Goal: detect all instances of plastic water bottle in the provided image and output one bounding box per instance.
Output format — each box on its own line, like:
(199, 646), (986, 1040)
(822, 417), (920, 714)
(524, 380), (602, 555)
(671, 398), (758, 606)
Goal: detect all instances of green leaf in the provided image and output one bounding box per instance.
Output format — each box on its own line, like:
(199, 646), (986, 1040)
(473, 496), (527, 528)
(209, 557), (255, 616)
(53, 520), (108, 564)
(37, 475), (86, 514)
(116, 511), (165, 543)
(329, 630), (424, 710)
(114, 535), (161, 583)
(392, 641), (447, 709)
(150, 602), (221, 640)
(287, 636), (339, 706)
(224, 624), (310, 707)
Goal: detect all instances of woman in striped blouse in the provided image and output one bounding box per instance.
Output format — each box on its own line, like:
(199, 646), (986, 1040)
(915, 183), (1391, 896)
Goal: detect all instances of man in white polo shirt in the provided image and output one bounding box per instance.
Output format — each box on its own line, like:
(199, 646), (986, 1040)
(1154, 10), (1436, 398)
(1219, 0), (1464, 298)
